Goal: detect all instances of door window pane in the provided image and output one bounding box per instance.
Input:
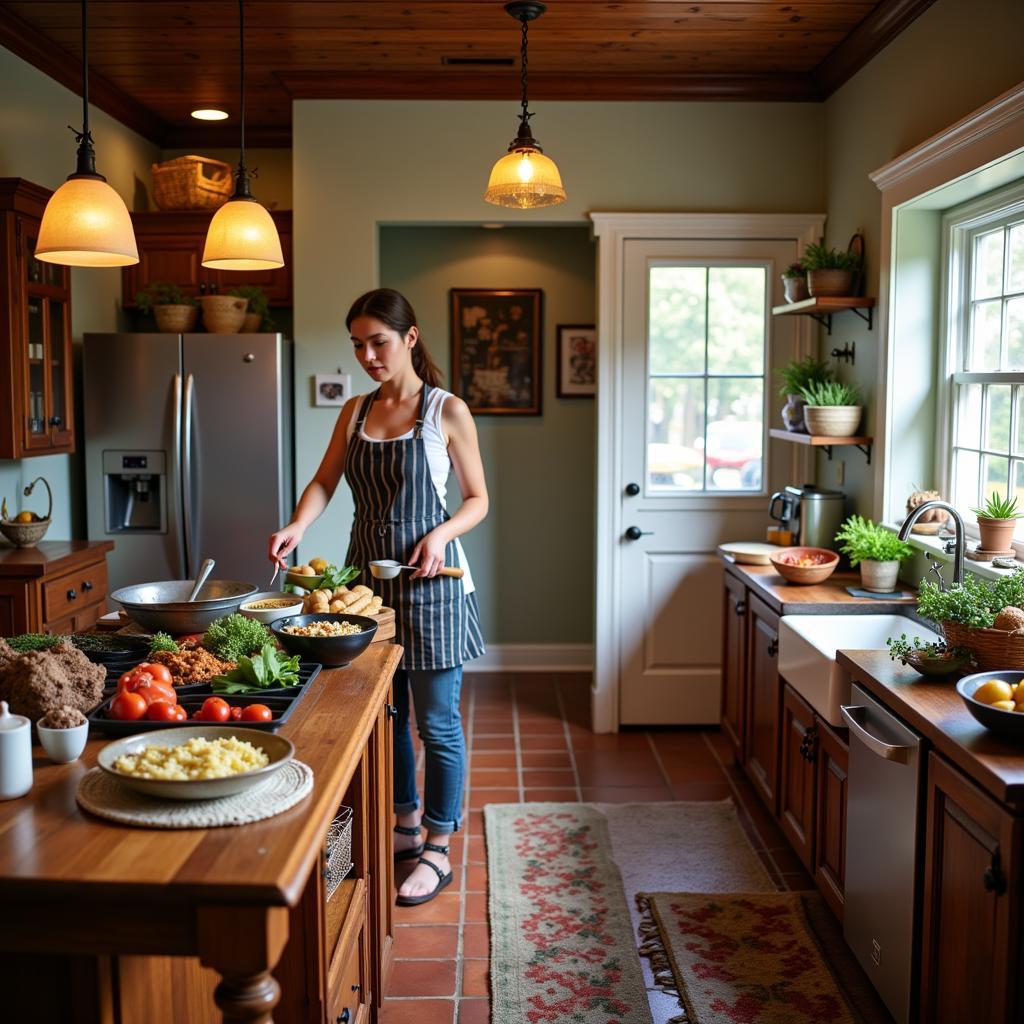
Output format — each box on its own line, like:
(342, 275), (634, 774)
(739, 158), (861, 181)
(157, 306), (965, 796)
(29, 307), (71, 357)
(648, 378), (703, 491)
(707, 267), (765, 374)
(985, 384), (1011, 452)
(27, 299), (45, 435)
(973, 229), (1004, 300)
(49, 300), (66, 431)
(706, 378), (763, 491)
(648, 267), (706, 374)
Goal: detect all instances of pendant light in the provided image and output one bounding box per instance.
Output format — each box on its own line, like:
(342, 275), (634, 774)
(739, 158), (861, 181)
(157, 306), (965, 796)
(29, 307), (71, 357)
(484, 2), (565, 209)
(36, 0), (138, 267)
(202, 0), (284, 271)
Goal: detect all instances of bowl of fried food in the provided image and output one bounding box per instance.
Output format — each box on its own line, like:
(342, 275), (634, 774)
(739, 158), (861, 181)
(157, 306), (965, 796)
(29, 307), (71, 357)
(271, 613), (378, 668)
(769, 546), (840, 585)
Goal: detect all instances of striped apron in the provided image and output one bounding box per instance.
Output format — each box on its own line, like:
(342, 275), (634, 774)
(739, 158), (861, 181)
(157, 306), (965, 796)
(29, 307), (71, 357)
(344, 385), (486, 671)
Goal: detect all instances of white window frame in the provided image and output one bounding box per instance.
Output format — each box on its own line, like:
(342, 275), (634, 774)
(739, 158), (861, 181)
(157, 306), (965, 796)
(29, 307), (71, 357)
(937, 179), (1024, 546)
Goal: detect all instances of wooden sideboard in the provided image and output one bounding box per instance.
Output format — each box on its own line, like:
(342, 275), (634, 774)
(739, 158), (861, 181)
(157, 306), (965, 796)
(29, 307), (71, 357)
(0, 540), (114, 635)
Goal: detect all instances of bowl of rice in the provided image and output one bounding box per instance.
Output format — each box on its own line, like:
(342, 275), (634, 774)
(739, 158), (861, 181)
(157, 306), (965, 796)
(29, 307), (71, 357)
(97, 725), (294, 800)
(270, 613), (378, 667)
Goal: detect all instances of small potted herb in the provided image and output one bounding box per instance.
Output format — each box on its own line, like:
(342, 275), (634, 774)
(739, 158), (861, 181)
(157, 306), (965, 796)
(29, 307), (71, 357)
(801, 242), (862, 297)
(799, 379), (862, 436)
(135, 282), (198, 332)
(835, 514), (913, 593)
(970, 492), (1023, 553)
(781, 262), (808, 303)
(774, 356), (833, 433)
(229, 284), (276, 332)
(886, 633), (974, 678)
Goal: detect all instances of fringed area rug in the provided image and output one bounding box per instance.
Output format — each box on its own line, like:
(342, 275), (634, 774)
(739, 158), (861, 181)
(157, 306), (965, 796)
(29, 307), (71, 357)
(636, 891), (891, 1024)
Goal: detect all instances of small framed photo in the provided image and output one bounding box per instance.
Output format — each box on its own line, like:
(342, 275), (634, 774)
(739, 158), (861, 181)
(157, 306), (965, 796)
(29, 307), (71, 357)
(556, 324), (596, 398)
(313, 372), (351, 407)
(450, 288), (542, 415)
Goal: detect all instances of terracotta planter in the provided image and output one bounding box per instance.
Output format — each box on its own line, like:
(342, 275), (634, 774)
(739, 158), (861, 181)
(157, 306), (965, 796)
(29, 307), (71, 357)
(782, 275), (809, 303)
(153, 303), (198, 332)
(242, 312), (262, 332)
(977, 517), (1018, 552)
(781, 394), (807, 432)
(199, 295), (248, 334)
(860, 559), (900, 593)
(803, 405), (862, 437)
(807, 269), (853, 297)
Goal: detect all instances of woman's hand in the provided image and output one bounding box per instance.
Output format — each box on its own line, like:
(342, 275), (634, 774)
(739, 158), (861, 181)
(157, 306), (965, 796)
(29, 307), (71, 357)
(408, 527), (450, 578)
(269, 522), (305, 568)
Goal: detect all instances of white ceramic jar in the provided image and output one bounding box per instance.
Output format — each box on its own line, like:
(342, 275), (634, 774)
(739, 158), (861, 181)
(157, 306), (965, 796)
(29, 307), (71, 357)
(0, 701), (33, 799)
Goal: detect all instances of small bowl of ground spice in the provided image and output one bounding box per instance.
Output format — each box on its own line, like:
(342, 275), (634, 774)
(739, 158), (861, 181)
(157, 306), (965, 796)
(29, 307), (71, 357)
(36, 705), (89, 763)
(238, 591), (305, 625)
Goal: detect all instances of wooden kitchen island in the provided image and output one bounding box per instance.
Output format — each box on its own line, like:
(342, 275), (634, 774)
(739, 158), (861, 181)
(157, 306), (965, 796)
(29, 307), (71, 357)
(0, 642), (401, 1024)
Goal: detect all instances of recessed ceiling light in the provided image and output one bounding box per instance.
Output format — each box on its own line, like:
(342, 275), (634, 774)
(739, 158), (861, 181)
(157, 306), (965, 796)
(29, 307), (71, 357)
(191, 109), (229, 121)
(481, 223), (505, 229)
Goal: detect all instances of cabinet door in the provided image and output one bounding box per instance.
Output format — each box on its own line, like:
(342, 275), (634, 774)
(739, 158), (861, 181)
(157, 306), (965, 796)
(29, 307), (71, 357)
(814, 718), (848, 921)
(744, 594), (781, 813)
(365, 697), (394, 1007)
(122, 232), (206, 305)
(920, 753), (1023, 1023)
(720, 572), (747, 761)
(779, 684), (816, 871)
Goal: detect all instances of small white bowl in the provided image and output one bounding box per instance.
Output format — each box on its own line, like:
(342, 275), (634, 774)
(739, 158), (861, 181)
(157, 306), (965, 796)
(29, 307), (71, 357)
(37, 720), (89, 763)
(238, 590), (305, 625)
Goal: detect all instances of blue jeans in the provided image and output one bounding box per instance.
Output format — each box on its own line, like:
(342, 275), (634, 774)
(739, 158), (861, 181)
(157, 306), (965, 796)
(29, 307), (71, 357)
(393, 665), (465, 833)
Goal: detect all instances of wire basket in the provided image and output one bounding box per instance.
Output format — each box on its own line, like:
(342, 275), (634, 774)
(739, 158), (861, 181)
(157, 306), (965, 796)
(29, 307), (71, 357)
(151, 155), (233, 211)
(323, 805), (354, 900)
(942, 620), (1024, 670)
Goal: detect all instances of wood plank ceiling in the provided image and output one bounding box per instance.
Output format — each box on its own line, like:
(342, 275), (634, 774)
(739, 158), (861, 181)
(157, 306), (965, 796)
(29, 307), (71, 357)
(0, 1), (935, 147)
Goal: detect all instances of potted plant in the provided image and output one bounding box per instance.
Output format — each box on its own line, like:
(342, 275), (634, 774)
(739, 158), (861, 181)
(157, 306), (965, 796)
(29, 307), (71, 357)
(835, 514), (913, 593)
(781, 261), (808, 303)
(229, 285), (276, 332)
(198, 293), (248, 333)
(970, 492), (1023, 553)
(135, 282), (198, 332)
(886, 633), (974, 678)
(799, 379), (862, 436)
(774, 356), (833, 433)
(801, 242), (862, 297)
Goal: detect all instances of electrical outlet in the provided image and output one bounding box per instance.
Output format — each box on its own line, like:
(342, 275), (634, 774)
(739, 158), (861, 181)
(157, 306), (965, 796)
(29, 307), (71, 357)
(835, 459), (845, 486)
(871, 939), (881, 967)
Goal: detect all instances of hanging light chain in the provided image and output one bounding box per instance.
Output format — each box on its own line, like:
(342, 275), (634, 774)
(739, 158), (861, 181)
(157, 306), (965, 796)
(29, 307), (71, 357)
(239, 0), (246, 172)
(519, 14), (531, 125)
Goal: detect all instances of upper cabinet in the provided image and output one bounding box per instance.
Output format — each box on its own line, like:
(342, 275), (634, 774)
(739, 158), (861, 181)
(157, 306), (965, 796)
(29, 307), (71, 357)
(0, 179), (74, 459)
(122, 210), (292, 308)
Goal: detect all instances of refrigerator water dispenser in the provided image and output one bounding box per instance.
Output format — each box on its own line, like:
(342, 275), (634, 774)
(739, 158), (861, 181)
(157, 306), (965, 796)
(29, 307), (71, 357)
(103, 451), (167, 533)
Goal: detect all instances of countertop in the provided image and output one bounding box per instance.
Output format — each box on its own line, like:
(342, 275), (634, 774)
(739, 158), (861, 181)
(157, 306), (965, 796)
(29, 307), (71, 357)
(0, 539), (113, 576)
(837, 650), (1024, 808)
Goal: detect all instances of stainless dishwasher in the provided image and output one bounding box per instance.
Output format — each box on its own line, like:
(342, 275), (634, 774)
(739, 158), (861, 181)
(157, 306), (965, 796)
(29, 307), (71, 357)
(841, 684), (924, 1024)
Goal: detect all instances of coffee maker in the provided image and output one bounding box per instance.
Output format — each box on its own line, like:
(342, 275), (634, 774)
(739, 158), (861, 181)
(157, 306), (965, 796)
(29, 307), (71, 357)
(769, 485), (846, 550)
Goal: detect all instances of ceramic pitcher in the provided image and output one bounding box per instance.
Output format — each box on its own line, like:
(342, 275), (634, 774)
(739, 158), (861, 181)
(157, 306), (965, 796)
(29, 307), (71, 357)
(0, 700), (32, 799)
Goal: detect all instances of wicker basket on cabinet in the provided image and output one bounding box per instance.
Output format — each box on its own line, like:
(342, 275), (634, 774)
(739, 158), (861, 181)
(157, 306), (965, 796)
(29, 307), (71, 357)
(151, 155), (233, 211)
(942, 620), (1024, 670)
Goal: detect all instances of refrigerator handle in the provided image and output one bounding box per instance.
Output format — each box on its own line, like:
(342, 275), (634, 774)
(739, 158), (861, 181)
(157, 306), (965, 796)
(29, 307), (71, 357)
(172, 372), (187, 577)
(840, 704), (912, 764)
(182, 372), (195, 576)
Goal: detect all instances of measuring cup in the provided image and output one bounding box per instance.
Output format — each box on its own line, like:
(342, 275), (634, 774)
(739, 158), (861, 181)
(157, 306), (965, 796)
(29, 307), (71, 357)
(370, 560), (464, 580)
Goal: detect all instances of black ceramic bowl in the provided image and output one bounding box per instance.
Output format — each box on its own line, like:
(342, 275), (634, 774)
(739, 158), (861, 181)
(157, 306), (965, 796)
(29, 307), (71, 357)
(271, 613), (378, 668)
(956, 671), (1024, 741)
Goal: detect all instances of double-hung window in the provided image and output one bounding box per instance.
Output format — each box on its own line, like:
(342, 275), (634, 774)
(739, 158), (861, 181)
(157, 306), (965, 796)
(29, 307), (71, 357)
(942, 184), (1024, 537)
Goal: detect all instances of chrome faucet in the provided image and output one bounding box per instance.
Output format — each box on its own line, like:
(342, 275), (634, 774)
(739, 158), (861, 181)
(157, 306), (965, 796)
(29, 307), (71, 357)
(898, 500), (965, 586)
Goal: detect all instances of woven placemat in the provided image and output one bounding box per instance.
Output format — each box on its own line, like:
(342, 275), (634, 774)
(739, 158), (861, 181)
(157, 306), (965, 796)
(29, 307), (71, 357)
(76, 760), (313, 829)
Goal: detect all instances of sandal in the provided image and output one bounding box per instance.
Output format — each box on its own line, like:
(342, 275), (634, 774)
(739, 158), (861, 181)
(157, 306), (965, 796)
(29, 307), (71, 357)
(396, 842), (453, 906)
(394, 824), (425, 862)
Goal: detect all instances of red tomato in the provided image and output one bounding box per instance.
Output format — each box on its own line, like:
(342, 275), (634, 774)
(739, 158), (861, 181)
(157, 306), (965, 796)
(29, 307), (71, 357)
(110, 691), (147, 721)
(117, 667), (151, 690)
(135, 661), (173, 686)
(172, 704), (187, 721)
(240, 704), (273, 723)
(195, 697), (231, 722)
(145, 700), (180, 722)
(119, 674), (176, 707)
(230, 706), (243, 721)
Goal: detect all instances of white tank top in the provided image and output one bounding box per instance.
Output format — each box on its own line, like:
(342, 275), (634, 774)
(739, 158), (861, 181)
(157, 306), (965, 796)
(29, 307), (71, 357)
(352, 388), (475, 595)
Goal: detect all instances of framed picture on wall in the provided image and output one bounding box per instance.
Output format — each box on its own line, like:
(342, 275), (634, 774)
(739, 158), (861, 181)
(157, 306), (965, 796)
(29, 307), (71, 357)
(556, 324), (596, 398)
(450, 288), (542, 415)
(313, 372), (351, 407)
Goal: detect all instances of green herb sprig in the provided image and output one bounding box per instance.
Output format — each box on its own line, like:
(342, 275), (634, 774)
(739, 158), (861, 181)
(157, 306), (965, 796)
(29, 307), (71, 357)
(799, 379), (861, 407)
(801, 242), (862, 272)
(211, 643), (301, 694)
(319, 564), (360, 590)
(834, 515), (913, 566)
(149, 631), (180, 654)
(775, 356), (834, 399)
(4, 633), (63, 652)
(202, 614), (273, 662)
(886, 633), (970, 664)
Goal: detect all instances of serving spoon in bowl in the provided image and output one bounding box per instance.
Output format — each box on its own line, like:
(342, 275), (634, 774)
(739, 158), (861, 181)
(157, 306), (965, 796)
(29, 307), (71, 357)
(370, 559), (464, 580)
(187, 558), (216, 602)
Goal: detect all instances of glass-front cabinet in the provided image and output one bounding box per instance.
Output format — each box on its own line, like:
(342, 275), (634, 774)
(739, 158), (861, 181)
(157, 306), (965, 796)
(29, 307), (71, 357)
(0, 179), (74, 458)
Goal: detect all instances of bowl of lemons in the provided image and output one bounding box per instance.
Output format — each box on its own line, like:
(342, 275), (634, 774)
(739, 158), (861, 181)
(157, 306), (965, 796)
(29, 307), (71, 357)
(0, 477), (51, 548)
(956, 671), (1024, 741)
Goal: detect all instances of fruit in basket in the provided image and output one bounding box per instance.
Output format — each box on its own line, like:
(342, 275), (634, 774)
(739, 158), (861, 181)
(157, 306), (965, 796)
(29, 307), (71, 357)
(994, 606), (1024, 632)
(972, 679), (1015, 705)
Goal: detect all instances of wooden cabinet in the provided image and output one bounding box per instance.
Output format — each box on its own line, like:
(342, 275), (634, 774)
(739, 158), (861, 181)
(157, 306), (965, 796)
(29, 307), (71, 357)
(744, 594), (781, 813)
(720, 572), (747, 761)
(122, 211), (292, 308)
(779, 684), (817, 871)
(920, 752), (1023, 1023)
(814, 718), (848, 921)
(0, 541), (112, 636)
(0, 179), (74, 459)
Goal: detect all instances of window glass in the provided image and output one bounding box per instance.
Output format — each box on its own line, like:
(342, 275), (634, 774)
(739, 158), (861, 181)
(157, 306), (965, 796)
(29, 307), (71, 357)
(973, 229), (1004, 300)
(970, 300), (1002, 370)
(984, 384), (1012, 452)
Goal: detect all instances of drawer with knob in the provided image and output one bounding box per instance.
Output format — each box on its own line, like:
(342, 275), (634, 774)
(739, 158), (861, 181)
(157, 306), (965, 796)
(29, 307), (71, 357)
(328, 921), (366, 1024)
(43, 561), (108, 624)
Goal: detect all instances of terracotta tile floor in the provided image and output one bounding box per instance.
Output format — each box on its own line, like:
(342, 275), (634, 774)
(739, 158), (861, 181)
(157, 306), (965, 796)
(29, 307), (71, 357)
(380, 671), (814, 1023)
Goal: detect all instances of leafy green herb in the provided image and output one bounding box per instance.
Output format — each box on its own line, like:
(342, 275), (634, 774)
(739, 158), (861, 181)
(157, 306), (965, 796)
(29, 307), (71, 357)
(834, 515), (913, 566)
(4, 633), (63, 652)
(319, 563), (360, 590)
(886, 633), (970, 664)
(211, 642), (301, 693)
(970, 491), (1024, 520)
(801, 242), (862, 272)
(781, 261), (805, 279)
(202, 613), (273, 661)
(913, 569), (1024, 628)
(799, 379), (861, 407)
(775, 355), (833, 398)
(149, 631), (180, 654)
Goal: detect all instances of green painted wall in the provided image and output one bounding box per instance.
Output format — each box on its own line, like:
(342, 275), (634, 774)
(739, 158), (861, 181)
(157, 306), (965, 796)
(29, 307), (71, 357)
(0, 46), (158, 540)
(379, 225), (596, 644)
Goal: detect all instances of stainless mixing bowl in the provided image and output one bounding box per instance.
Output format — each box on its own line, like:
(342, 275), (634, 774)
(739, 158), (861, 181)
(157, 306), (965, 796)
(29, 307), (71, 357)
(110, 580), (258, 634)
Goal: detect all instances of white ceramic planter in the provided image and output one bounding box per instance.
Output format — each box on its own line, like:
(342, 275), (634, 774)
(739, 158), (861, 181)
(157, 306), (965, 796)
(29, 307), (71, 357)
(803, 405), (862, 437)
(860, 559), (900, 593)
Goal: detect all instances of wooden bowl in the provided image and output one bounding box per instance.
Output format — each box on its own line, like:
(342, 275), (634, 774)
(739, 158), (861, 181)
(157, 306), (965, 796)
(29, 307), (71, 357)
(769, 546), (839, 585)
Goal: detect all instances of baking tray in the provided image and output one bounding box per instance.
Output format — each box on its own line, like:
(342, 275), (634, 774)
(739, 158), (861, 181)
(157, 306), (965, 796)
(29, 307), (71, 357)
(103, 658), (322, 697)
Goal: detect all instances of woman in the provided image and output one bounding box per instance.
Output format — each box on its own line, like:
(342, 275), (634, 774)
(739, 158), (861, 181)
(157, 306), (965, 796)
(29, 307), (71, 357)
(269, 289), (487, 906)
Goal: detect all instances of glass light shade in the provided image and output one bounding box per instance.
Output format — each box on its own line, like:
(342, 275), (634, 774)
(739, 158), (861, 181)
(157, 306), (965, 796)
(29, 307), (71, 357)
(36, 177), (139, 267)
(484, 147), (566, 209)
(202, 197), (284, 270)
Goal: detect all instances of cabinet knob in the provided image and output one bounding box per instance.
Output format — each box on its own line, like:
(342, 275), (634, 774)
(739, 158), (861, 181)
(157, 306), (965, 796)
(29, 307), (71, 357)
(199, 282), (207, 294)
(624, 482), (640, 497)
(66, 588), (77, 601)
(767, 637), (778, 658)
(336, 1009), (351, 1024)
(385, 703), (398, 720)
(983, 856), (1006, 894)
(735, 600), (746, 617)
(82, 580), (93, 591)
(49, 416), (63, 428)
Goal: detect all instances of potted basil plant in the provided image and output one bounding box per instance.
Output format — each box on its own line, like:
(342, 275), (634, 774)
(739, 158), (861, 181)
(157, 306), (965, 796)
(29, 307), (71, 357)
(801, 242), (862, 298)
(971, 492), (1024, 553)
(774, 356), (833, 433)
(798, 379), (862, 437)
(781, 262), (808, 303)
(135, 282), (198, 333)
(835, 514), (914, 593)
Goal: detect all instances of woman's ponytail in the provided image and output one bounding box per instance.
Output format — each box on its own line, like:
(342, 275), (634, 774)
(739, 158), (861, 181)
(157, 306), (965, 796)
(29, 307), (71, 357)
(346, 288), (444, 388)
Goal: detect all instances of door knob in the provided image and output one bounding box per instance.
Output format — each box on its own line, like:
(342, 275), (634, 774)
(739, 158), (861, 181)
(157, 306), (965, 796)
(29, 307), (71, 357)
(767, 637), (778, 657)
(624, 482), (640, 497)
(624, 526), (653, 541)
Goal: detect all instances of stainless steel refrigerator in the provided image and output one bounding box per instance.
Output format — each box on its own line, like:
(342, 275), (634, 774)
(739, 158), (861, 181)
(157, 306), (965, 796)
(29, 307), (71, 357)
(84, 333), (293, 594)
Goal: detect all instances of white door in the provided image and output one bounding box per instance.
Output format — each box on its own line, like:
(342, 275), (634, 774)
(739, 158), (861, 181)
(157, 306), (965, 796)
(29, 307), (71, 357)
(617, 238), (805, 725)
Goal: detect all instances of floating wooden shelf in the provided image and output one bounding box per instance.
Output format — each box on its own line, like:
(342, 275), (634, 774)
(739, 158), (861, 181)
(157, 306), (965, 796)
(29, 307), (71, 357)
(771, 296), (876, 334)
(770, 428), (873, 463)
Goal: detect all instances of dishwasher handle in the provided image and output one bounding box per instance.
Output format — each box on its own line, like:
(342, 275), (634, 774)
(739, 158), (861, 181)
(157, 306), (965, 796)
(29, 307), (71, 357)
(840, 704), (912, 764)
